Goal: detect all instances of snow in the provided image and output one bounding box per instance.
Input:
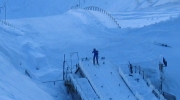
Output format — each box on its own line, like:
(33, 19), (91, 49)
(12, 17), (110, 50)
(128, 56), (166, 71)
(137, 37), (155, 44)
(80, 59), (136, 100)
(0, 55), (54, 100)
(68, 74), (100, 100)
(0, 0), (180, 100)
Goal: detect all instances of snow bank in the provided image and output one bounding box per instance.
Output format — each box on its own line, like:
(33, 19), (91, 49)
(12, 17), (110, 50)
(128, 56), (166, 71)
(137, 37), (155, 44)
(0, 55), (53, 100)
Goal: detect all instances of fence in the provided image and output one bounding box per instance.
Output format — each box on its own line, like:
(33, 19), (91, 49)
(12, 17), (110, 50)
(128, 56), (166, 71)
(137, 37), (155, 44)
(119, 67), (145, 100)
(0, 19), (20, 30)
(71, 5), (79, 9)
(129, 65), (166, 100)
(84, 6), (121, 28)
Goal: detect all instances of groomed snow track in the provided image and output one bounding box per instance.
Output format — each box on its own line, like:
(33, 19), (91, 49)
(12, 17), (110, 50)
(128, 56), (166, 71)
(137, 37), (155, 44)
(78, 58), (136, 100)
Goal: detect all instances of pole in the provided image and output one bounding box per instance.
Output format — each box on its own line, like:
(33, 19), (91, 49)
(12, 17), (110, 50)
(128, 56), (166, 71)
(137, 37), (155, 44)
(160, 72), (162, 94)
(63, 54), (65, 80)
(0, 8), (1, 19)
(79, 0), (80, 7)
(4, 2), (6, 21)
(70, 52), (79, 73)
(70, 53), (72, 73)
(159, 63), (163, 94)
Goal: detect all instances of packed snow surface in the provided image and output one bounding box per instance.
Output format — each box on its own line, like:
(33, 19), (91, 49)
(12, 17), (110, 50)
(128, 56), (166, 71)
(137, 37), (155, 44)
(0, 0), (180, 100)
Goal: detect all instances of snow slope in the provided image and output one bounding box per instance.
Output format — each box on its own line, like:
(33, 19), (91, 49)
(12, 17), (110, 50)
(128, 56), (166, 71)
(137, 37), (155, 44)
(0, 0), (180, 100)
(0, 0), (180, 19)
(0, 26), (54, 99)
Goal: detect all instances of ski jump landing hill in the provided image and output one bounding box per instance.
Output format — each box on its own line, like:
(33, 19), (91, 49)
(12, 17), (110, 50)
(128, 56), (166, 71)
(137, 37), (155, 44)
(65, 57), (166, 100)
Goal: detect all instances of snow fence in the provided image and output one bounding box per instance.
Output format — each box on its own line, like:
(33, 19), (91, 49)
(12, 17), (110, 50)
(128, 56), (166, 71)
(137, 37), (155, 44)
(0, 19), (20, 30)
(84, 6), (121, 28)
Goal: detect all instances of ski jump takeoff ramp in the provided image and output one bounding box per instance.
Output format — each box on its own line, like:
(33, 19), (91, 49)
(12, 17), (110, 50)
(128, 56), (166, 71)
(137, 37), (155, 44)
(79, 58), (136, 100)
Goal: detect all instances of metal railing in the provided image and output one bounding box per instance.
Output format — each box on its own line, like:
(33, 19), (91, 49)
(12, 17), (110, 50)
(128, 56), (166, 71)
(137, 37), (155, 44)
(129, 65), (166, 100)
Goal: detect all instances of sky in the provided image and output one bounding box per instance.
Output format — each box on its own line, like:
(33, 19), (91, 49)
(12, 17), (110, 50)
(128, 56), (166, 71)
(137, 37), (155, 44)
(0, 0), (180, 100)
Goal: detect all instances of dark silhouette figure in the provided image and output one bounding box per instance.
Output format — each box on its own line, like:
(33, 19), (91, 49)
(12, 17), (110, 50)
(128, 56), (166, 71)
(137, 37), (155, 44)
(92, 48), (99, 65)
(128, 61), (133, 76)
(163, 57), (167, 67)
(129, 64), (133, 74)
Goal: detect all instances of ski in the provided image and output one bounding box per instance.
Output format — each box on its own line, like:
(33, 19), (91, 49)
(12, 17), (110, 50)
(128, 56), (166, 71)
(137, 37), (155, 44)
(93, 63), (100, 67)
(153, 42), (172, 48)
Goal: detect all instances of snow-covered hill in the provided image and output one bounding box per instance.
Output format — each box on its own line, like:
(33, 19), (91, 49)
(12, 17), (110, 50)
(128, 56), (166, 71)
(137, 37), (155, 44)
(0, 0), (180, 100)
(0, 0), (180, 19)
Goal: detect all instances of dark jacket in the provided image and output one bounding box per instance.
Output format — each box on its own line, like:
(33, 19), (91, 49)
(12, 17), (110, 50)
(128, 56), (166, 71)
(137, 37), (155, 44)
(92, 49), (98, 56)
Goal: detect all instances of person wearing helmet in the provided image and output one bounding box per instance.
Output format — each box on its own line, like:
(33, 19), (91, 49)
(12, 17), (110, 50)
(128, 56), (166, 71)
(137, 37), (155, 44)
(92, 48), (99, 65)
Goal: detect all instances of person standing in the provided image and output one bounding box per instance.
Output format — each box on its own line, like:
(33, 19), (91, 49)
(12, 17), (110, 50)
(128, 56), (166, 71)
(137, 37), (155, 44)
(92, 48), (99, 65)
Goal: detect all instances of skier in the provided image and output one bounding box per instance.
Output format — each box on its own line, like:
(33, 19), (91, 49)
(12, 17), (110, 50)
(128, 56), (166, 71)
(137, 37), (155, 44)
(92, 48), (99, 65)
